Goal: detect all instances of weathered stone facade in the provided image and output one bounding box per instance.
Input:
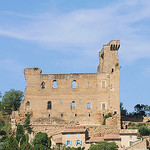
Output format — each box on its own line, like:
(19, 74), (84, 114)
(18, 40), (121, 136)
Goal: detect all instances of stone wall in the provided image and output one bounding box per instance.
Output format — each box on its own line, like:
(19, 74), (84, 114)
(18, 40), (121, 136)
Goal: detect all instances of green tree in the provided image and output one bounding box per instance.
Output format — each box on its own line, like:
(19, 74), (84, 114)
(66, 147), (85, 150)
(16, 124), (26, 146)
(33, 132), (49, 150)
(0, 119), (5, 129)
(2, 135), (18, 150)
(0, 91), (2, 98)
(138, 126), (150, 136)
(19, 141), (33, 150)
(24, 113), (32, 134)
(1, 89), (24, 115)
(120, 102), (127, 116)
(89, 141), (118, 150)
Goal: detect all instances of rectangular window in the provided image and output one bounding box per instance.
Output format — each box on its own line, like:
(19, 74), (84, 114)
(87, 103), (91, 109)
(67, 134), (70, 138)
(102, 103), (106, 111)
(66, 140), (71, 145)
(130, 141), (132, 146)
(130, 135), (132, 139)
(76, 140), (82, 145)
(101, 80), (106, 88)
(77, 133), (80, 137)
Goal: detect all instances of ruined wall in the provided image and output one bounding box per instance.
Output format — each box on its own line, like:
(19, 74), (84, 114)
(19, 40), (121, 136)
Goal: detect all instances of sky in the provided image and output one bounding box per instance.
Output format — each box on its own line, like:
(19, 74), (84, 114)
(0, 0), (150, 112)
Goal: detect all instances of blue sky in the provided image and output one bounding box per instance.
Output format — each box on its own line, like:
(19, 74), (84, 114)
(0, 0), (150, 112)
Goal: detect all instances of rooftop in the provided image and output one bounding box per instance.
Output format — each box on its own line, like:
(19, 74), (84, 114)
(120, 129), (138, 135)
(62, 126), (86, 133)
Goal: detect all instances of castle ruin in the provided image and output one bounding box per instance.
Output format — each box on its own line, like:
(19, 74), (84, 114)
(18, 40), (121, 137)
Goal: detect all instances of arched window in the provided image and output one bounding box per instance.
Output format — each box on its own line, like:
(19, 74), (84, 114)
(41, 81), (45, 89)
(47, 101), (52, 110)
(87, 103), (91, 109)
(53, 80), (57, 88)
(71, 101), (76, 110)
(72, 80), (76, 89)
(25, 101), (30, 111)
(114, 111), (117, 115)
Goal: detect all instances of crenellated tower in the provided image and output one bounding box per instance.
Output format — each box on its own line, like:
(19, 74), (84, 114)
(97, 40), (120, 74)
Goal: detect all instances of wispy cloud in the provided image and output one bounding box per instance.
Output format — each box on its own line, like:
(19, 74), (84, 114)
(0, 59), (24, 74)
(0, 0), (150, 63)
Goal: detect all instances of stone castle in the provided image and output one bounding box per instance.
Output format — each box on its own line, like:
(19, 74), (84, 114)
(17, 40), (121, 137)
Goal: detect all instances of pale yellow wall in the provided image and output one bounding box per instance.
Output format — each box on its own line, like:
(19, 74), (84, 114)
(120, 134), (138, 148)
(62, 132), (86, 148)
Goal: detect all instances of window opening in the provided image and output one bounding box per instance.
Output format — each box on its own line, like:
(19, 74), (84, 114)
(87, 103), (91, 109)
(76, 140), (82, 146)
(112, 68), (114, 73)
(78, 84), (80, 87)
(89, 113), (91, 117)
(102, 103), (106, 111)
(114, 111), (117, 115)
(66, 76), (69, 79)
(79, 75), (80, 78)
(60, 99), (63, 103)
(25, 101), (30, 111)
(77, 134), (80, 137)
(71, 101), (76, 110)
(66, 140), (72, 146)
(41, 82), (45, 89)
(80, 100), (81, 103)
(49, 114), (50, 117)
(61, 113), (63, 117)
(67, 134), (70, 138)
(101, 81), (106, 88)
(72, 80), (76, 89)
(88, 82), (90, 87)
(47, 101), (52, 110)
(53, 80), (57, 88)
(75, 114), (77, 117)
(48, 76), (51, 79)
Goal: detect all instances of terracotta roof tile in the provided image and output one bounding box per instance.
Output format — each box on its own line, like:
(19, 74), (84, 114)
(62, 126), (86, 133)
(104, 134), (120, 140)
(120, 129), (138, 135)
(86, 137), (104, 143)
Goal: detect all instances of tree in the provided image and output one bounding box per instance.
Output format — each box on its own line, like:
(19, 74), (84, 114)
(19, 141), (33, 150)
(1, 89), (24, 115)
(120, 102), (127, 116)
(138, 126), (150, 136)
(66, 147), (85, 150)
(134, 104), (150, 116)
(24, 113), (32, 134)
(2, 135), (18, 150)
(89, 141), (118, 150)
(0, 91), (2, 98)
(16, 124), (26, 146)
(33, 132), (49, 150)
